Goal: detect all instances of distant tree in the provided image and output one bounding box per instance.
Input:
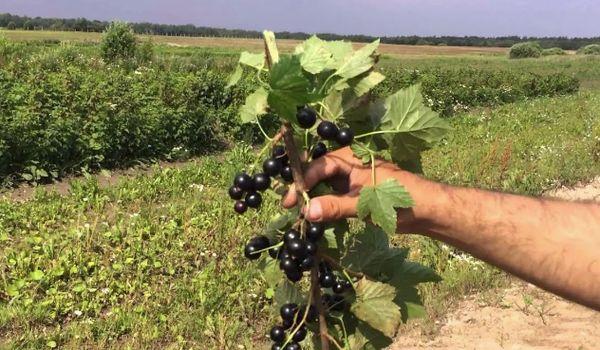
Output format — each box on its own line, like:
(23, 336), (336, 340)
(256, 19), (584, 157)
(6, 21), (16, 30)
(23, 20), (33, 30)
(100, 21), (137, 62)
(509, 42), (542, 59)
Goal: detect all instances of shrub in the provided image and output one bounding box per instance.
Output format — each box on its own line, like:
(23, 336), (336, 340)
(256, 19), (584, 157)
(577, 44), (600, 55)
(100, 21), (137, 63)
(136, 37), (154, 64)
(7, 21), (16, 30)
(542, 47), (566, 56)
(509, 42), (542, 59)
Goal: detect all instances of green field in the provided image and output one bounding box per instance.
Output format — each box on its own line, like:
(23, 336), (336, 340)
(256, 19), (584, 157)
(1, 31), (599, 349)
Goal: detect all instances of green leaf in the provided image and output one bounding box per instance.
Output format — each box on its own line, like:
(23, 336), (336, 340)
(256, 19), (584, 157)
(262, 208), (299, 241)
(239, 87), (268, 123)
(296, 36), (334, 74)
(260, 258), (284, 290)
(274, 280), (304, 307)
(320, 220), (349, 259)
(324, 40), (354, 68)
(335, 40), (380, 80)
(389, 261), (441, 286)
(350, 278), (401, 338)
(351, 71), (385, 97)
(263, 30), (279, 65)
(321, 90), (343, 121)
(226, 65), (243, 87)
(350, 142), (373, 164)
(29, 269), (44, 281)
(239, 51), (264, 70)
(268, 55), (311, 121)
(393, 285), (427, 322)
(357, 179), (414, 235)
(342, 224), (408, 277)
(378, 84), (451, 161)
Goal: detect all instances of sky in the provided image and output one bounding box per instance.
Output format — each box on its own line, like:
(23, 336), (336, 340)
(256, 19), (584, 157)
(1, 0), (599, 37)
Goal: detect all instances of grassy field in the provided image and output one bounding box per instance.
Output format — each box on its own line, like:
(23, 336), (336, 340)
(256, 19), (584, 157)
(1, 32), (600, 349)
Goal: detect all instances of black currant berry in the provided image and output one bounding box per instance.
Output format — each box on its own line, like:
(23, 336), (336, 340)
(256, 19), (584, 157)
(336, 127), (354, 146)
(245, 192), (262, 208)
(234, 201), (247, 214)
(253, 173), (271, 191)
(305, 241), (317, 256)
(244, 243), (261, 260)
(306, 223), (324, 242)
(304, 304), (318, 321)
(263, 158), (282, 177)
(278, 249), (292, 261)
(292, 326), (307, 342)
(270, 325), (286, 343)
(280, 303), (298, 321)
(332, 280), (349, 294)
(331, 295), (346, 311)
(279, 258), (297, 273)
(312, 142), (327, 159)
(285, 343), (301, 350)
(286, 268), (303, 283)
(273, 146), (289, 165)
(228, 186), (244, 200)
(269, 246), (281, 259)
(281, 165), (294, 183)
(296, 107), (317, 129)
(299, 255), (314, 271)
(317, 121), (339, 140)
(283, 229), (301, 245)
(319, 272), (335, 288)
(249, 235), (270, 250)
(319, 262), (331, 274)
(234, 173), (254, 191)
(287, 239), (307, 258)
(272, 344), (283, 350)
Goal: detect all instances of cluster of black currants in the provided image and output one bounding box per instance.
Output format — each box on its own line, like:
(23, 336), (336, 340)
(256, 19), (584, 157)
(229, 145), (293, 214)
(274, 222), (323, 282)
(297, 107), (355, 160)
(269, 303), (317, 350)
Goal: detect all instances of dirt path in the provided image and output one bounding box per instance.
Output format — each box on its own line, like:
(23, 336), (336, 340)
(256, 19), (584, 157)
(391, 178), (600, 350)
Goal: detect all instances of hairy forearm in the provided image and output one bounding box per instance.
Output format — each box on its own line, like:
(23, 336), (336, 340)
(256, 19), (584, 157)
(396, 171), (600, 310)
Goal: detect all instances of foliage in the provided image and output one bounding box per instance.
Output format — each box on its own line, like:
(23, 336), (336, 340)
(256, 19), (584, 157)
(577, 44), (600, 55)
(100, 21), (137, 63)
(230, 32), (449, 349)
(375, 67), (579, 116)
(542, 47), (566, 56)
(509, 41), (542, 59)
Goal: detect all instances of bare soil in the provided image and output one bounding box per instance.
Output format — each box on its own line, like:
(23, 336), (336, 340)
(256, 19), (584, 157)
(391, 178), (600, 350)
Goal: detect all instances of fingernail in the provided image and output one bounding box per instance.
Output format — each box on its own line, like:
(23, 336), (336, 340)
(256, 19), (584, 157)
(307, 199), (323, 222)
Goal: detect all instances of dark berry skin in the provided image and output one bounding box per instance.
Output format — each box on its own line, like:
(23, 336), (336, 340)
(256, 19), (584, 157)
(270, 325), (286, 343)
(273, 145), (287, 159)
(269, 246), (281, 259)
(253, 173), (271, 191)
(280, 303), (299, 321)
(292, 326), (307, 342)
(304, 304), (318, 322)
(234, 201), (247, 214)
(331, 295), (346, 311)
(305, 241), (317, 256)
(249, 235), (270, 250)
(234, 173), (254, 191)
(279, 258), (297, 273)
(296, 107), (317, 129)
(286, 268), (302, 283)
(287, 239), (307, 258)
(278, 249), (292, 261)
(245, 192), (262, 208)
(319, 272), (336, 288)
(312, 142), (327, 159)
(280, 165), (294, 183)
(299, 256), (314, 271)
(263, 158), (282, 177)
(283, 229), (301, 245)
(244, 243), (261, 260)
(317, 121), (339, 140)
(321, 294), (333, 308)
(336, 127), (354, 146)
(228, 186), (243, 200)
(285, 343), (301, 350)
(282, 317), (294, 330)
(272, 344), (283, 350)
(332, 280), (349, 294)
(306, 223), (324, 242)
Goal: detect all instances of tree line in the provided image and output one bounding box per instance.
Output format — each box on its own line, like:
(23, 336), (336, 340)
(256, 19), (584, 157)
(1, 12), (598, 50)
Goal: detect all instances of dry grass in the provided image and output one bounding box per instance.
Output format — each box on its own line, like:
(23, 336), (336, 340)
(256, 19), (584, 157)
(0, 29), (507, 57)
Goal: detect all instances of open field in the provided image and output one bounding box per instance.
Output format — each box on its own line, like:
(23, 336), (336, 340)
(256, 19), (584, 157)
(0, 29), (508, 56)
(1, 32), (599, 349)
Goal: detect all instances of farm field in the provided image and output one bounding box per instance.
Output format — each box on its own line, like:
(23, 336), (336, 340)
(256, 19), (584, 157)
(1, 31), (599, 349)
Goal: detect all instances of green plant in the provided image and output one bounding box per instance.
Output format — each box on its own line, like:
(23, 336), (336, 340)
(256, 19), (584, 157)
(99, 21), (137, 63)
(228, 32), (449, 349)
(509, 42), (542, 59)
(577, 44), (600, 55)
(542, 47), (566, 56)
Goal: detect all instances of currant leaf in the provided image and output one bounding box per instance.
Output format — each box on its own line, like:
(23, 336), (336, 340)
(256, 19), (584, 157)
(227, 64), (243, 87)
(350, 278), (401, 338)
(239, 87), (268, 123)
(268, 56), (311, 121)
(296, 35), (334, 74)
(239, 51), (265, 70)
(357, 179), (414, 235)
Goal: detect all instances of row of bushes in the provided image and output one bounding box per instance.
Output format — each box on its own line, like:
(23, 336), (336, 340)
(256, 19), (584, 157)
(510, 42), (600, 59)
(375, 67), (579, 116)
(0, 40), (581, 184)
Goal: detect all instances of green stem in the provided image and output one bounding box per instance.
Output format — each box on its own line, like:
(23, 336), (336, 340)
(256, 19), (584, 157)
(255, 117), (272, 141)
(370, 153), (376, 186)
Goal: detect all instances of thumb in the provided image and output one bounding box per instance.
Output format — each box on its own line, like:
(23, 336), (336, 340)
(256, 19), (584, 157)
(305, 194), (359, 222)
